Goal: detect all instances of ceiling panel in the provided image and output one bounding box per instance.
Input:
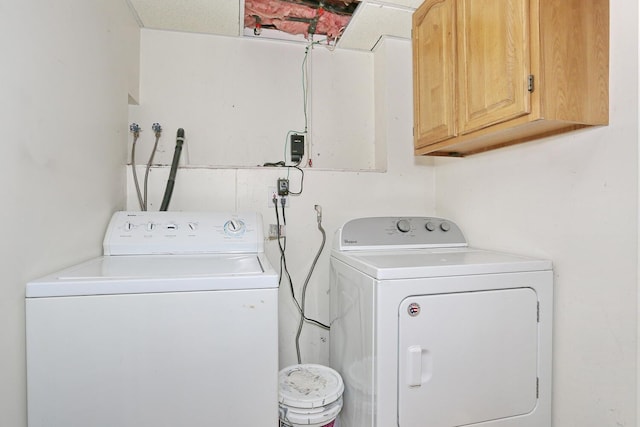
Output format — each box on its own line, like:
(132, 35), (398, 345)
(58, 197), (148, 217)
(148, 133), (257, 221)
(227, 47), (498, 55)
(128, 0), (241, 36)
(338, 1), (416, 51)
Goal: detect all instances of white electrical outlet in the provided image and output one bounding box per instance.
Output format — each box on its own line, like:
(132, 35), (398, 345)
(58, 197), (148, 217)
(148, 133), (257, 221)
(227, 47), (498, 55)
(267, 187), (289, 207)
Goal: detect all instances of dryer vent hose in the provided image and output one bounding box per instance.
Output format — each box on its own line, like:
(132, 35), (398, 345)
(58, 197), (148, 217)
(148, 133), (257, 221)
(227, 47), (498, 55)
(295, 205), (327, 364)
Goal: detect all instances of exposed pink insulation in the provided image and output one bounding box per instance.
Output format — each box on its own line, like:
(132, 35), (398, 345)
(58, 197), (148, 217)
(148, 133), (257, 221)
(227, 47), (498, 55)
(245, 0), (357, 40)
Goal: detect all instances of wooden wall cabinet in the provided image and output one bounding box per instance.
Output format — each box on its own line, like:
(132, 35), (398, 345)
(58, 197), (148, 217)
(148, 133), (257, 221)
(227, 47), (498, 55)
(412, 0), (609, 157)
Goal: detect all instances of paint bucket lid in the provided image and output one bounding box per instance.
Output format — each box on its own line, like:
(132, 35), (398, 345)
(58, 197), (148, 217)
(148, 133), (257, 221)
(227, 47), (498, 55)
(279, 364), (344, 409)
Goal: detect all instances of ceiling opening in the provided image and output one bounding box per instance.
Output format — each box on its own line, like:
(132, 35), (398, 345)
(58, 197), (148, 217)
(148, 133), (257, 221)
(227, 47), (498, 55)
(244, 0), (360, 42)
(127, 0), (423, 51)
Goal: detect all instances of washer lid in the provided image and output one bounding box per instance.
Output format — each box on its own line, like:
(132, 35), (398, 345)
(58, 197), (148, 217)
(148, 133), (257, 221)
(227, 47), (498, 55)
(279, 364), (344, 409)
(331, 248), (552, 279)
(26, 253), (278, 297)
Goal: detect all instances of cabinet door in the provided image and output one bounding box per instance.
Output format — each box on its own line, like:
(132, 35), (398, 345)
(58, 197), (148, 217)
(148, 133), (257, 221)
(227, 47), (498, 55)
(412, 0), (457, 149)
(457, 0), (531, 135)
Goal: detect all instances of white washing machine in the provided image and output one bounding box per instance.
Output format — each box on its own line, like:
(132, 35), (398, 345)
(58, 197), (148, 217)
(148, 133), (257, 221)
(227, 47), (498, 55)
(26, 211), (278, 427)
(329, 217), (553, 427)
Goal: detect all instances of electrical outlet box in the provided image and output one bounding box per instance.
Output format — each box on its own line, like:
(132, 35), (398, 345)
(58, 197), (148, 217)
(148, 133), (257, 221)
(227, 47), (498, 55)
(290, 134), (305, 163)
(267, 187), (289, 207)
(277, 178), (289, 196)
(268, 224), (286, 239)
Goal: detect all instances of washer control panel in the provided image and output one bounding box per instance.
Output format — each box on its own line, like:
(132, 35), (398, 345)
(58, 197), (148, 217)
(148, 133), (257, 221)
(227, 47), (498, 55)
(336, 217), (466, 251)
(103, 211), (264, 255)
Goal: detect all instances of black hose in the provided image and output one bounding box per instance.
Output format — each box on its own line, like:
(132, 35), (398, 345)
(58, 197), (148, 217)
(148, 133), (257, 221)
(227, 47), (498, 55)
(159, 128), (184, 211)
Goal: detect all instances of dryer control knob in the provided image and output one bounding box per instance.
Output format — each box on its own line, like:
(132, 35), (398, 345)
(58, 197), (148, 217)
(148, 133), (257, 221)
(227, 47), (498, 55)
(425, 222), (436, 232)
(440, 222), (451, 232)
(396, 219), (411, 233)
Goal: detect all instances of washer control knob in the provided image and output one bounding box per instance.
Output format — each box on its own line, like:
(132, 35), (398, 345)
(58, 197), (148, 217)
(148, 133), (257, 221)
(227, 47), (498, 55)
(146, 222), (156, 231)
(396, 219), (411, 233)
(224, 219), (245, 235)
(440, 222), (451, 232)
(425, 222), (436, 232)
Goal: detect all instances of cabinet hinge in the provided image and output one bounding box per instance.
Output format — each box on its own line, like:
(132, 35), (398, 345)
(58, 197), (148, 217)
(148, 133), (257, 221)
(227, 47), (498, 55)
(536, 377), (539, 398)
(528, 75), (535, 92)
(537, 301), (540, 323)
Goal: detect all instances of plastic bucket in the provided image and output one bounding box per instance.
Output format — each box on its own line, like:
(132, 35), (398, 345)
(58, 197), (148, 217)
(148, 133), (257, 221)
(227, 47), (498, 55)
(279, 364), (344, 427)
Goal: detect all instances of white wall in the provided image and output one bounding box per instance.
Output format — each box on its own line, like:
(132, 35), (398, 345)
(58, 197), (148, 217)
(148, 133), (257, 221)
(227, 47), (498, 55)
(127, 36), (435, 367)
(0, 2), (139, 426)
(434, 1), (639, 425)
(129, 29), (376, 170)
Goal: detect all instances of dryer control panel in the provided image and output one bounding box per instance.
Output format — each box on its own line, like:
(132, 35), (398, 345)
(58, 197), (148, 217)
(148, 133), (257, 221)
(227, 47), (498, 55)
(335, 217), (466, 251)
(103, 211), (264, 255)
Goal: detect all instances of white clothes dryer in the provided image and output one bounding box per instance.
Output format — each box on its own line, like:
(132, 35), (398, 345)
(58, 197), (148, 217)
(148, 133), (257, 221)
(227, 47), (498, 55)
(26, 211), (278, 427)
(329, 217), (552, 427)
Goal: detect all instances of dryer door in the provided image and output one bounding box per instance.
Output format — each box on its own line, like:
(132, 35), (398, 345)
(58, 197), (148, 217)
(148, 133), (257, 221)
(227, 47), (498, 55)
(398, 288), (538, 427)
